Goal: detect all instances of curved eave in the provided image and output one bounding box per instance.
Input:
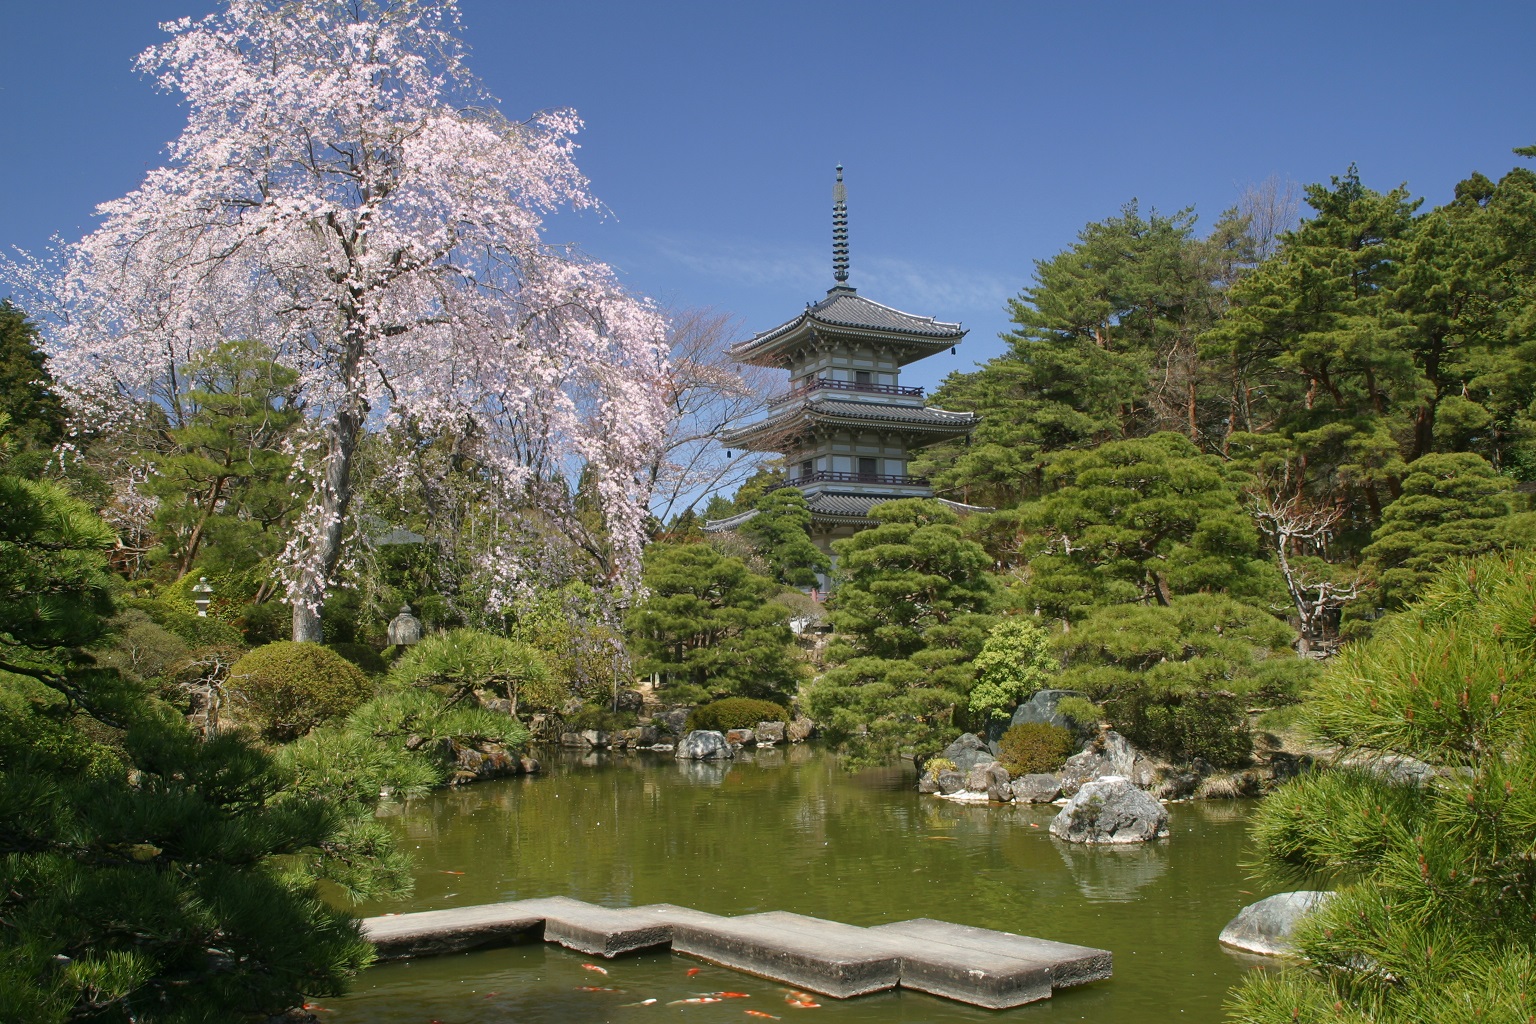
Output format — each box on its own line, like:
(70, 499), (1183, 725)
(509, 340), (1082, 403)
(703, 508), (760, 532)
(729, 319), (962, 369)
(721, 406), (979, 451)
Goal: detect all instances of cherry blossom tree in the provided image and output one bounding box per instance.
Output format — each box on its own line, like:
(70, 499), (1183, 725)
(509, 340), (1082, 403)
(9, 0), (669, 641)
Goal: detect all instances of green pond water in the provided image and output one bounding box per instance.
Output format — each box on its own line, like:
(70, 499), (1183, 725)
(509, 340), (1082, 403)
(325, 745), (1272, 1023)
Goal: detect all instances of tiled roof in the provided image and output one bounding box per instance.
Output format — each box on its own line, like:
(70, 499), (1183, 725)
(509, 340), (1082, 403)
(720, 396), (978, 448)
(704, 493), (992, 532)
(730, 286), (964, 363)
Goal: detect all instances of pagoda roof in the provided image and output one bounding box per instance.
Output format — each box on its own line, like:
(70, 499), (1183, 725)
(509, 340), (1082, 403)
(704, 493), (991, 532)
(721, 395), (978, 451)
(730, 286), (965, 368)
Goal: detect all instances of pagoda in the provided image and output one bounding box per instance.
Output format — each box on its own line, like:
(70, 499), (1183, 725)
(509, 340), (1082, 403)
(705, 167), (982, 554)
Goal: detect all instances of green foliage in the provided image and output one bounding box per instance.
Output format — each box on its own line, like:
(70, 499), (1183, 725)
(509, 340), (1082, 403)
(923, 757), (957, 776)
(562, 705), (640, 733)
(228, 642), (374, 740)
(685, 697), (789, 732)
(807, 500), (998, 765)
(1013, 433), (1279, 619)
(1053, 695), (1104, 730)
(968, 617), (1058, 720)
(997, 721), (1075, 775)
(142, 340), (306, 581)
(739, 487), (830, 587)
(1229, 552), (1536, 1023)
(1054, 594), (1314, 765)
(626, 542), (803, 702)
(1363, 452), (1514, 607)
(389, 628), (557, 710)
(327, 641), (388, 675)
(0, 301), (66, 470)
(504, 582), (624, 705)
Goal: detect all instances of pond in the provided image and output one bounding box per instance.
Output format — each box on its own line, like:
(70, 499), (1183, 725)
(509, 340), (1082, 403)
(324, 746), (1271, 1023)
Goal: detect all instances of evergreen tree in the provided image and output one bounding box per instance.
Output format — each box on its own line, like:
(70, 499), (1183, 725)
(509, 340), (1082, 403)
(1012, 432), (1279, 619)
(1229, 552), (1536, 1023)
(0, 415), (380, 1022)
(806, 499), (997, 765)
(968, 617), (1057, 720)
(738, 487), (830, 587)
(625, 542), (802, 703)
(1362, 451), (1514, 607)
(0, 300), (67, 473)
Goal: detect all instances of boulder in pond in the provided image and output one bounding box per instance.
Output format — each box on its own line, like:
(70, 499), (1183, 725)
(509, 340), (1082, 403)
(1218, 891), (1334, 956)
(654, 708), (690, 736)
(963, 762), (1011, 800)
(725, 727), (755, 746)
(941, 732), (997, 773)
(580, 729), (609, 749)
(987, 689), (1093, 753)
(1050, 776), (1169, 844)
(1010, 773), (1062, 803)
(935, 770), (965, 795)
(559, 731), (590, 748)
(787, 716), (817, 742)
(756, 721), (786, 744)
(675, 730), (734, 761)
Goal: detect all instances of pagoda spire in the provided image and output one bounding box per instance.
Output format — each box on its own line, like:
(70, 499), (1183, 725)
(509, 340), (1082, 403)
(832, 165), (849, 285)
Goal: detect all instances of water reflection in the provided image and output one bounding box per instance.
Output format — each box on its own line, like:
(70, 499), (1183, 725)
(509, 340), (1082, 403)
(337, 747), (1263, 1024)
(1054, 836), (1172, 902)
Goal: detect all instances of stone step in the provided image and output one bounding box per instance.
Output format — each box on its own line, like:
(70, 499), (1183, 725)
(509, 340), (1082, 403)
(361, 902), (545, 960)
(358, 898), (1113, 1009)
(869, 918), (1112, 990)
(660, 909), (904, 998)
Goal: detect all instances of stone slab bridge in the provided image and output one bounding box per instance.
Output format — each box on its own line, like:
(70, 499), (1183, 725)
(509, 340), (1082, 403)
(361, 896), (1111, 1010)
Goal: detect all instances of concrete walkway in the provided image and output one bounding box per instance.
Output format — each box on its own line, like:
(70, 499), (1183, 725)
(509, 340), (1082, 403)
(361, 897), (1110, 1010)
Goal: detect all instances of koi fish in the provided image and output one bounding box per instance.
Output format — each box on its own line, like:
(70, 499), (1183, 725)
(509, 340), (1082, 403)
(669, 997), (725, 1005)
(686, 967), (701, 977)
(439, 870), (465, 875)
(575, 985), (621, 992)
(621, 998), (659, 1006)
(301, 1005), (332, 1013)
(786, 1000), (821, 1009)
(783, 991), (817, 1002)
(699, 992), (750, 998)
(745, 1013), (781, 1020)
(925, 836), (956, 841)
(582, 963), (609, 975)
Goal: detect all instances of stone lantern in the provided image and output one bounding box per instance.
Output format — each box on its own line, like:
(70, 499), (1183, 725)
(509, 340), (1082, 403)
(192, 577), (214, 617)
(388, 604), (422, 647)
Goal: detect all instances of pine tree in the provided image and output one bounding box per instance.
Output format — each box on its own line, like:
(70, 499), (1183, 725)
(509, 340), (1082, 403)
(738, 487), (830, 587)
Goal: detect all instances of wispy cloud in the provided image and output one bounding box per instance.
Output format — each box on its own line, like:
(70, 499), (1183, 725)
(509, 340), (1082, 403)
(644, 232), (1014, 324)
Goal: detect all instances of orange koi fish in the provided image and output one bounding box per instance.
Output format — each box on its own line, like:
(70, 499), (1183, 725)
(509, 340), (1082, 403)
(745, 1013), (781, 1020)
(582, 963), (609, 975)
(575, 985), (621, 992)
(786, 999), (821, 1009)
(439, 870), (465, 875)
(686, 967), (701, 977)
(669, 997), (725, 1005)
(301, 1005), (333, 1013)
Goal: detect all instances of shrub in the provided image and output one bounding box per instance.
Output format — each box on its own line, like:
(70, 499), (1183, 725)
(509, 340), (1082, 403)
(227, 641), (373, 740)
(997, 721), (1075, 774)
(562, 705), (639, 733)
(327, 641), (388, 676)
(1053, 696), (1103, 731)
(237, 600), (289, 646)
(686, 697), (789, 732)
(389, 628), (560, 710)
(923, 756), (957, 777)
(1111, 684), (1250, 767)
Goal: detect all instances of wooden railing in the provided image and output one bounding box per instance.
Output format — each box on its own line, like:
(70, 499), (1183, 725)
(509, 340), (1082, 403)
(781, 471), (930, 487)
(769, 377), (925, 405)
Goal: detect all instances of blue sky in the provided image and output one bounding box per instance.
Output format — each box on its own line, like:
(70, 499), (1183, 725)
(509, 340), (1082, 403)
(3, 1), (1534, 393)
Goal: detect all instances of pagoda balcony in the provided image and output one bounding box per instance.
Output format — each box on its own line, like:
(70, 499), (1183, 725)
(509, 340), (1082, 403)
(768, 377), (925, 407)
(779, 470), (930, 488)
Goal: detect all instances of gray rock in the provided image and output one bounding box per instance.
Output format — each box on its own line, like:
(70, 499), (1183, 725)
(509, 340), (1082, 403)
(1152, 769), (1202, 801)
(725, 728), (756, 746)
(1059, 730), (1154, 789)
(614, 724), (660, 748)
(787, 716), (816, 743)
(987, 689), (1092, 753)
(917, 772), (941, 794)
(518, 756), (540, 774)
(1010, 774), (1062, 803)
(613, 688), (645, 714)
(964, 763), (995, 793)
(756, 721), (786, 744)
(559, 731), (591, 748)
(580, 729), (609, 749)
(942, 733), (999, 774)
(674, 730), (734, 761)
(1050, 776), (1169, 844)
(983, 764), (1013, 802)
(935, 770), (965, 795)
(1218, 891), (1334, 956)
(654, 708), (690, 736)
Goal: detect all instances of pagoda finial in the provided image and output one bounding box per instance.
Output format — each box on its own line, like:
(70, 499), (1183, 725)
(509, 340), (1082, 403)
(832, 165), (849, 285)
